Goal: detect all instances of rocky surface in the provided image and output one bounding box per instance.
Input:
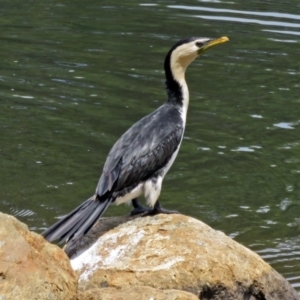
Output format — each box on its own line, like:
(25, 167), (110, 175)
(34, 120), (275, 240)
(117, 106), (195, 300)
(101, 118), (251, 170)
(0, 211), (298, 299)
(77, 286), (199, 300)
(70, 214), (299, 300)
(0, 212), (77, 300)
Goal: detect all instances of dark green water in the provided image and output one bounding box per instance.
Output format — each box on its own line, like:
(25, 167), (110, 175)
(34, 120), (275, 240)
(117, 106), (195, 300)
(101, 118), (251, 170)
(1, 0), (300, 292)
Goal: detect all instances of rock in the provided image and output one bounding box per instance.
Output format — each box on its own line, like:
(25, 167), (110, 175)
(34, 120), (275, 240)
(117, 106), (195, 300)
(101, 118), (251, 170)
(70, 214), (299, 300)
(65, 215), (139, 258)
(0, 212), (77, 300)
(77, 286), (199, 300)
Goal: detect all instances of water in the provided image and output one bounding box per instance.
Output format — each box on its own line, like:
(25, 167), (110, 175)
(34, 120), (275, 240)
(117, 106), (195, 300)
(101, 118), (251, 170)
(1, 0), (300, 292)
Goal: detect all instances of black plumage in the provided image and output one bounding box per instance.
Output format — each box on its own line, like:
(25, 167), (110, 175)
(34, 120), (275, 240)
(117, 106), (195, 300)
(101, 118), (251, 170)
(43, 104), (183, 243)
(96, 104), (183, 198)
(42, 36), (229, 244)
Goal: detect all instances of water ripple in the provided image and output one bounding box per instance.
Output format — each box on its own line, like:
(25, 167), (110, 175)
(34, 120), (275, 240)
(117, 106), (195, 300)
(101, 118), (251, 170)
(168, 5), (300, 21)
(274, 122), (297, 130)
(263, 29), (300, 36)
(52, 78), (94, 88)
(12, 94), (34, 99)
(54, 61), (88, 68)
(193, 15), (300, 28)
(11, 209), (35, 217)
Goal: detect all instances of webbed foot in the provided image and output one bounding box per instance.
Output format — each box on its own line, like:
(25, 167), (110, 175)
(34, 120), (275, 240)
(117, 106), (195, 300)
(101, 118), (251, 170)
(141, 201), (179, 216)
(130, 198), (152, 216)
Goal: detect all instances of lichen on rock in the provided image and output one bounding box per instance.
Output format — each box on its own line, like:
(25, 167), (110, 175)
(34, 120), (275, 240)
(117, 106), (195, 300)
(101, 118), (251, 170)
(69, 214), (299, 299)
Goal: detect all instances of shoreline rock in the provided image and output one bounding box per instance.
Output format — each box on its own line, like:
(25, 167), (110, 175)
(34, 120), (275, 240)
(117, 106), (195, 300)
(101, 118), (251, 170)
(0, 212), (77, 300)
(70, 214), (299, 300)
(76, 286), (199, 300)
(0, 212), (298, 299)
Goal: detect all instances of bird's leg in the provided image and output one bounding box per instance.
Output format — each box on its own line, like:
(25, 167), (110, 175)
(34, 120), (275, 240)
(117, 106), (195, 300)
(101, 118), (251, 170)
(130, 198), (152, 216)
(142, 200), (179, 216)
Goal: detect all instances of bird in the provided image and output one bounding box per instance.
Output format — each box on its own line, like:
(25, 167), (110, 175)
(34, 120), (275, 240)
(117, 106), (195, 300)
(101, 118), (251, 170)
(42, 36), (229, 244)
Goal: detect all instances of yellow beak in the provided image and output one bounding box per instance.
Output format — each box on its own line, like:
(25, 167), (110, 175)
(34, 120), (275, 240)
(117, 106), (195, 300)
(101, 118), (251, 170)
(198, 36), (229, 54)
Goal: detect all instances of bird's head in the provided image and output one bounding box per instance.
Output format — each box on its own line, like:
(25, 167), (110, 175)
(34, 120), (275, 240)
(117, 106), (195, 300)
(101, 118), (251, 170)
(165, 36), (229, 83)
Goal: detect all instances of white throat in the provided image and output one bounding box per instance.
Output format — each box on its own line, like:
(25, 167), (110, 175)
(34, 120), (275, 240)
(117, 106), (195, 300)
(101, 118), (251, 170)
(178, 79), (189, 126)
(170, 47), (198, 125)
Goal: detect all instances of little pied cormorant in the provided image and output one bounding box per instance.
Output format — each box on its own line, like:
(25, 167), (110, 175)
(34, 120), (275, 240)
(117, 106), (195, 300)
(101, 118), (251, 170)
(42, 36), (229, 244)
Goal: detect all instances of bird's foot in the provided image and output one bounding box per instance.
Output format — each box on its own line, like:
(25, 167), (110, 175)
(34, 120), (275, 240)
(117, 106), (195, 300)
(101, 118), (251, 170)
(141, 201), (179, 216)
(130, 199), (152, 216)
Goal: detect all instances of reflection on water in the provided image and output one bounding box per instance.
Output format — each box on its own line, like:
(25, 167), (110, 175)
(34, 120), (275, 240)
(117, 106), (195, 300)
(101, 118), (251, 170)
(169, 5), (300, 20)
(169, 3), (300, 38)
(0, 0), (300, 293)
(265, 29), (300, 36)
(193, 15), (300, 28)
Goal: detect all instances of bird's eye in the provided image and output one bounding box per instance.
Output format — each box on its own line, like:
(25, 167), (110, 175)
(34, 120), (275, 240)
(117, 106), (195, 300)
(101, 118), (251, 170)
(195, 41), (203, 47)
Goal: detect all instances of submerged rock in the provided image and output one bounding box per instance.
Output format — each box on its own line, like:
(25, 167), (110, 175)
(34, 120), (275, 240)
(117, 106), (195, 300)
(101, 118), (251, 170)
(0, 212), (77, 300)
(70, 214), (299, 300)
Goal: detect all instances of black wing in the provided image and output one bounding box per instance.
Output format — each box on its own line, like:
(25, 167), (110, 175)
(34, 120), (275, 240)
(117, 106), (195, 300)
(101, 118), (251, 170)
(96, 103), (183, 198)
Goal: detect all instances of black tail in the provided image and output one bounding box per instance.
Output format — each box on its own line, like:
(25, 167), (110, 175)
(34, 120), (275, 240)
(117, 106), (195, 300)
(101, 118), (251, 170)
(42, 196), (112, 244)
